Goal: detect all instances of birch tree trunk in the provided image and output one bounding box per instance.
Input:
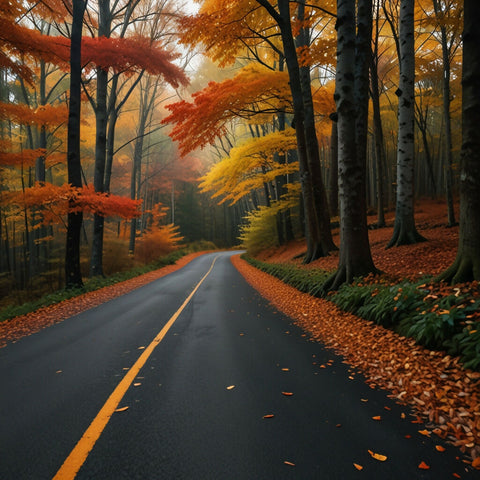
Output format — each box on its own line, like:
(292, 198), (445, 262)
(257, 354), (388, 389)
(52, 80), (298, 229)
(65, 0), (87, 289)
(437, 0), (480, 283)
(387, 0), (426, 247)
(323, 0), (377, 291)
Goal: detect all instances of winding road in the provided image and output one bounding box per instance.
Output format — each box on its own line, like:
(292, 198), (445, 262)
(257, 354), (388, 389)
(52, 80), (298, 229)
(0, 252), (475, 479)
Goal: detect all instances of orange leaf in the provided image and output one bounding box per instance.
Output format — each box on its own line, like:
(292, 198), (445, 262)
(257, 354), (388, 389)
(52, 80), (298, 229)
(419, 429), (431, 437)
(133, 382), (141, 387)
(435, 445), (446, 452)
(282, 392), (293, 396)
(418, 461), (430, 470)
(368, 450), (387, 462)
(472, 457), (480, 469)
(282, 368), (290, 371)
(115, 406), (129, 412)
(284, 461), (295, 466)
(263, 414), (275, 419)
(372, 416), (382, 421)
(226, 385), (235, 390)
(353, 463), (363, 471)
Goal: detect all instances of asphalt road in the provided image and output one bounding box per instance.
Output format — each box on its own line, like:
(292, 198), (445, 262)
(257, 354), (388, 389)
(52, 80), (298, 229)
(0, 252), (475, 479)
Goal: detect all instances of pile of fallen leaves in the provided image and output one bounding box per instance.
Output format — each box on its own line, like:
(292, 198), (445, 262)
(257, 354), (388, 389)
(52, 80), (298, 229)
(236, 200), (480, 468)
(0, 252), (205, 348)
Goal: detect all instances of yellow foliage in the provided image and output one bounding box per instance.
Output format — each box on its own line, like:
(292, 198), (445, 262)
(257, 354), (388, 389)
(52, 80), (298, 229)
(199, 128), (299, 205)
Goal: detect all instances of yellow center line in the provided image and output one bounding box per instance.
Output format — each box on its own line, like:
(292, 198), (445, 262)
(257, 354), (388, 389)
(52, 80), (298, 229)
(53, 255), (219, 480)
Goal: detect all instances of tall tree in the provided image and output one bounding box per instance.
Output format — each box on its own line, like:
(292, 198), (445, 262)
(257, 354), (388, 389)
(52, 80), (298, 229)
(438, 0), (480, 283)
(65, 0), (87, 289)
(323, 0), (377, 291)
(431, 0), (462, 227)
(256, 0), (336, 262)
(87, 0), (188, 277)
(387, 0), (426, 247)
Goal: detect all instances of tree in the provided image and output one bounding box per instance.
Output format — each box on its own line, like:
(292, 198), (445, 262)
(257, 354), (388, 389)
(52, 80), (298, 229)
(65, 0), (87, 289)
(256, 0), (336, 262)
(431, 0), (462, 227)
(437, 0), (480, 283)
(323, 0), (377, 291)
(387, 0), (426, 247)
(86, 0), (189, 277)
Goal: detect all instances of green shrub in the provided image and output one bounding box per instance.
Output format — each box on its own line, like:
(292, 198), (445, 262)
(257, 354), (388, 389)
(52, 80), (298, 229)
(244, 255), (480, 371)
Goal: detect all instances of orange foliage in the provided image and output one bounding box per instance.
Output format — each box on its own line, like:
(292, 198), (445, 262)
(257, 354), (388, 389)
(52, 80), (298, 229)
(0, 103), (68, 126)
(3, 183), (141, 224)
(134, 224), (183, 264)
(163, 64), (291, 155)
(0, 146), (46, 167)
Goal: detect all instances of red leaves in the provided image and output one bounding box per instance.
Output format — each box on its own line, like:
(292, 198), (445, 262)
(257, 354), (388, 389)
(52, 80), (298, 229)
(3, 183), (142, 224)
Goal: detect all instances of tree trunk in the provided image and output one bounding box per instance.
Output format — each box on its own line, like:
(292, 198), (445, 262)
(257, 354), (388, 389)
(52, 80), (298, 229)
(387, 0), (426, 248)
(437, 0), (480, 283)
(439, 23), (457, 226)
(277, 0), (335, 263)
(90, 0), (110, 277)
(65, 0), (87, 289)
(328, 113), (339, 216)
(323, 0), (377, 292)
(370, 50), (386, 227)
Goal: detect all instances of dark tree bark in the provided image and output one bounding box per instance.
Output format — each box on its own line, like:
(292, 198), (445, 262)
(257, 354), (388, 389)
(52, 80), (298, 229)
(432, 0), (460, 227)
(256, 0), (335, 263)
(89, 0), (111, 277)
(65, 0), (87, 289)
(370, 3), (386, 227)
(387, 0), (426, 248)
(323, 0), (378, 292)
(328, 113), (338, 217)
(437, 0), (480, 283)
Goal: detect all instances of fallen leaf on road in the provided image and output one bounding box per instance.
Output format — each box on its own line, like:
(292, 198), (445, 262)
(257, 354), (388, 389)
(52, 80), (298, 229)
(282, 392), (293, 396)
(361, 398), (368, 402)
(336, 423), (342, 428)
(263, 414), (275, 419)
(282, 368), (290, 371)
(56, 370), (62, 374)
(368, 450), (387, 461)
(372, 416), (381, 421)
(227, 385), (235, 390)
(435, 445), (445, 452)
(418, 429), (431, 437)
(418, 461), (430, 470)
(115, 406), (129, 412)
(472, 457), (480, 469)
(133, 382), (141, 387)
(138, 346), (145, 350)
(284, 461), (295, 466)
(353, 463), (363, 471)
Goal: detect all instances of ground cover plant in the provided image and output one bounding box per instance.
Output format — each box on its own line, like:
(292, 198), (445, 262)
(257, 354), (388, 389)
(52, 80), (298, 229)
(249, 201), (480, 371)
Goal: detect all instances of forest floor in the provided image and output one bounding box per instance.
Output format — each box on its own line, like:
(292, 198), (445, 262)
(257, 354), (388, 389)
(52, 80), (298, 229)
(256, 198), (459, 281)
(1, 200), (479, 470)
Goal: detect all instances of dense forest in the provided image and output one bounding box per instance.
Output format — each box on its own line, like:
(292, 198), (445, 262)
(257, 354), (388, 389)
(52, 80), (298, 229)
(1, 0), (479, 302)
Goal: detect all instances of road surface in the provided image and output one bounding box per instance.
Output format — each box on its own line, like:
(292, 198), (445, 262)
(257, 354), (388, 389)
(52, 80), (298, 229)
(0, 252), (474, 479)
